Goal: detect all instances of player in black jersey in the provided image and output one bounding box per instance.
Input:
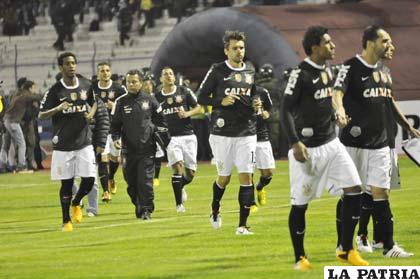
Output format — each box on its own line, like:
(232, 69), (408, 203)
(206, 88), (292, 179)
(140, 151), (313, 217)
(92, 62), (127, 200)
(39, 52), (97, 232)
(197, 30), (262, 235)
(155, 67), (202, 213)
(281, 26), (368, 269)
(252, 86), (275, 209)
(111, 70), (167, 220)
(333, 25), (417, 258)
(141, 71), (164, 187)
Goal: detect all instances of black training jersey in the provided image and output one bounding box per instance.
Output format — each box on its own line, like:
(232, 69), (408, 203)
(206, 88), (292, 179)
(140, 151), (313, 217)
(255, 86), (273, 142)
(281, 58), (336, 147)
(334, 55), (393, 149)
(154, 85), (198, 137)
(40, 77), (95, 151)
(197, 60), (257, 137)
(92, 80), (127, 115)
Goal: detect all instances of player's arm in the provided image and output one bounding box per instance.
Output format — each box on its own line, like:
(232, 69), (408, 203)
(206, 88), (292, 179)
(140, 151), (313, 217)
(260, 87), (273, 120)
(332, 64), (351, 128)
(178, 88), (202, 119)
(390, 97), (420, 137)
(151, 96), (170, 148)
(84, 87), (97, 123)
(38, 89), (70, 120)
(197, 65), (232, 107)
(280, 68), (308, 162)
(110, 97), (123, 149)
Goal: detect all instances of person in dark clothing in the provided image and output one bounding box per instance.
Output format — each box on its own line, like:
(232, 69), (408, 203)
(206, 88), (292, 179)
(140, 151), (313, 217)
(0, 80), (41, 172)
(117, 1), (132, 46)
(111, 69), (168, 220)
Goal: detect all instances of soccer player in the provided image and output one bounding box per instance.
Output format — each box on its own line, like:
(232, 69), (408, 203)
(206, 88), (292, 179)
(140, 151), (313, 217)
(353, 65), (420, 252)
(281, 26), (368, 269)
(39, 52), (97, 232)
(155, 67), (201, 213)
(110, 69), (167, 220)
(197, 30), (262, 235)
(92, 62), (127, 199)
(333, 25), (417, 258)
(141, 70), (163, 187)
(253, 85), (275, 207)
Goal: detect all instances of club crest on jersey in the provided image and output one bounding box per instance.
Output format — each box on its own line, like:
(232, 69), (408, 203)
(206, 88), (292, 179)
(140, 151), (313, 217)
(108, 90), (115, 99)
(234, 73), (242, 82)
(321, 72), (329, 85)
(216, 118), (225, 128)
(167, 97), (173, 105)
(380, 72), (388, 83)
(101, 91), (107, 98)
(70, 92), (78, 101)
(80, 89), (87, 101)
(141, 101), (150, 111)
(245, 73), (253, 84)
(175, 95), (183, 103)
(373, 72), (380, 83)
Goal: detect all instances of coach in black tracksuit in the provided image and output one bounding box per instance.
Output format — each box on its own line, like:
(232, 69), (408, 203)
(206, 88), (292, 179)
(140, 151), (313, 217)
(110, 70), (167, 220)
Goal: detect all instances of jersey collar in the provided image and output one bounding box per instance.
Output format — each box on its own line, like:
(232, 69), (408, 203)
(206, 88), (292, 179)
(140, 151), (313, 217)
(161, 85), (177, 96)
(60, 77), (79, 89)
(98, 80), (112, 89)
(304, 57), (325, 70)
(356, 54), (378, 69)
(225, 60), (246, 71)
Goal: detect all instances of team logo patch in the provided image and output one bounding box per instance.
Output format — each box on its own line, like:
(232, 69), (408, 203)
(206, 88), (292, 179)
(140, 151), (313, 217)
(80, 89), (87, 101)
(373, 71), (380, 83)
(245, 73), (253, 84)
(167, 97), (173, 105)
(70, 92), (78, 101)
(101, 91), (107, 98)
(175, 95), (183, 103)
(108, 90), (115, 99)
(380, 71), (388, 83)
(216, 118), (225, 128)
(141, 101), (150, 111)
(52, 135), (59, 144)
(321, 71), (329, 85)
(234, 73), (242, 82)
(303, 184), (312, 196)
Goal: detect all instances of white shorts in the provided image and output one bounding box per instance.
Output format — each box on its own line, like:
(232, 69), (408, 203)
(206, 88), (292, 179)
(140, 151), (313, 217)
(209, 134), (257, 176)
(103, 135), (121, 157)
(255, 141), (276, 170)
(51, 145), (97, 180)
(167, 134), (197, 171)
(289, 138), (361, 205)
(346, 146), (391, 190)
(390, 148), (400, 189)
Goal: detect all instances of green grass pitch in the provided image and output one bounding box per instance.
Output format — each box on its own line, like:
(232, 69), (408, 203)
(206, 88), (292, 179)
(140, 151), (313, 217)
(0, 158), (419, 278)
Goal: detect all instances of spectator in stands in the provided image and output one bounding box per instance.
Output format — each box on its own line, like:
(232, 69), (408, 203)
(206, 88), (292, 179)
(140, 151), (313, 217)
(0, 80), (41, 173)
(138, 0), (155, 35)
(117, 0), (133, 46)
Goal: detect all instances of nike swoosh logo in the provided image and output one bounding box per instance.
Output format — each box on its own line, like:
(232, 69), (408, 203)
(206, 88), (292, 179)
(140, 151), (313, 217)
(223, 77), (232, 81)
(362, 76), (369, 81)
(352, 216), (360, 220)
(59, 97), (67, 101)
(312, 78), (319, 84)
(296, 230), (305, 235)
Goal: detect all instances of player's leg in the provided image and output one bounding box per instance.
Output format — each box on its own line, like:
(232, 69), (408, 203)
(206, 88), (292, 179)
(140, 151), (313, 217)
(60, 178), (74, 231)
(181, 134), (198, 187)
(171, 161), (185, 212)
(108, 136), (121, 194)
(255, 141), (275, 206)
(235, 136), (257, 235)
(208, 135), (235, 229)
(136, 156), (155, 220)
(98, 151), (111, 202)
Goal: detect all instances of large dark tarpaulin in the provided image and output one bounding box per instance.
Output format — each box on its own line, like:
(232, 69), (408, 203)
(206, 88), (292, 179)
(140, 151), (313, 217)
(151, 7), (299, 83)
